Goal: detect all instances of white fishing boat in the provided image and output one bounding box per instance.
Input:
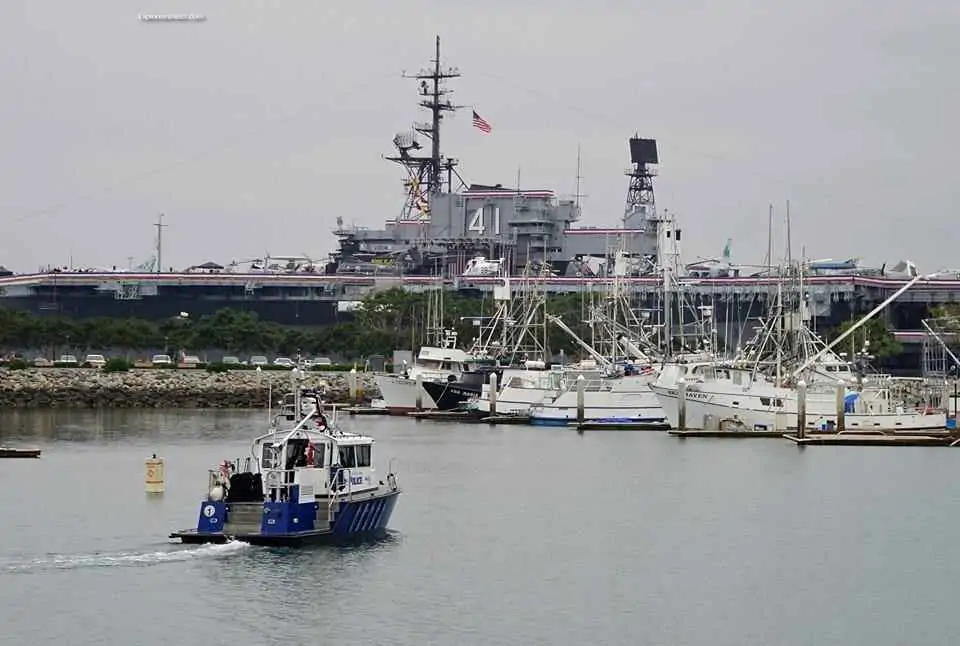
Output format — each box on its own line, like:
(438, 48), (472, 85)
(374, 338), (475, 413)
(528, 369), (665, 427)
(652, 270), (948, 432)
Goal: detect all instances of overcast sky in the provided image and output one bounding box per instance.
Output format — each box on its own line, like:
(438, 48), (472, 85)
(2, 0), (957, 273)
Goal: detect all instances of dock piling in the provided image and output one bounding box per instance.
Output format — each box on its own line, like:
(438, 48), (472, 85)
(797, 380), (807, 438)
(489, 372), (498, 419)
(348, 368), (359, 403)
(836, 380), (846, 432)
(415, 373), (423, 411)
(576, 375), (585, 425)
(677, 378), (687, 431)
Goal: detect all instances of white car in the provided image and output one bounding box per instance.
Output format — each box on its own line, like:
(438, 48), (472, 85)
(273, 357), (295, 368)
(57, 354), (79, 365)
(84, 354), (107, 368)
(151, 354), (173, 366)
(249, 355), (269, 367)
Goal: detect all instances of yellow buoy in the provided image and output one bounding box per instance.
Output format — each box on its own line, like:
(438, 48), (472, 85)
(145, 454), (165, 493)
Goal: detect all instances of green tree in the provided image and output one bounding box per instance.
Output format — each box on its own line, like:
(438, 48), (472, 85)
(828, 317), (902, 360)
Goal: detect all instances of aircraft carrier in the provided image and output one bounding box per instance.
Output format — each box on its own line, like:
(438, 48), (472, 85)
(326, 37), (663, 279)
(2, 35), (959, 373)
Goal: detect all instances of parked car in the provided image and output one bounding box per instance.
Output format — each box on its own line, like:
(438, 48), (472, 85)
(57, 354), (79, 365)
(273, 357), (295, 368)
(84, 354), (107, 368)
(221, 356), (241, 365)
(151, 354), (173, 366)
(249, 355), (268, 367)
(181, 355), (201, 367)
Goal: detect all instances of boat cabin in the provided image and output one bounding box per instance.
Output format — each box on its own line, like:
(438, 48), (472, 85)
(213, 396), (381, 508)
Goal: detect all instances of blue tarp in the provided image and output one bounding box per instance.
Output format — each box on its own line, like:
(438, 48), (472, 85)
(844, 392), (859, 413)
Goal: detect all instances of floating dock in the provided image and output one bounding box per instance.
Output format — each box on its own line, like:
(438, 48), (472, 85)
(578, 421), (671, 431)
(0, 447), (42, 458)
(481, 414), (531, 425)
(342, 406), (391, 416)
(668, 429), (785, 438)
(407, 409), (482, 422)
(783, 431), (957, 447)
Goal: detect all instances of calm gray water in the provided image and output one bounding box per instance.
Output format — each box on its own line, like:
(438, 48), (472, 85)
(1, 409), (959, 645)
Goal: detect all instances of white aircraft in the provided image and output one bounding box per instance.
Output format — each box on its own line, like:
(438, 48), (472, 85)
(462, 256), (505, 277)
(685, 239), (742, 278)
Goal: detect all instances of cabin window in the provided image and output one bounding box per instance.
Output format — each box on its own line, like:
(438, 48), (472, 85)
(826, 365), (837, 372)
(760, 397), (771, 406)
(313, 443), (326, 468)
(338, 446), (356, 468)
(775, 399), (783, 407)
(355, 444), (372, 468)
(261, 445), (279, 469)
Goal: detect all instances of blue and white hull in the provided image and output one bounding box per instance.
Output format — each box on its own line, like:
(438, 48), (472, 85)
(171, 488), (400, 546)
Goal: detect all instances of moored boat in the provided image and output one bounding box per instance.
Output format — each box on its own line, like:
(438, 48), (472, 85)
(169, 383), (400, 546)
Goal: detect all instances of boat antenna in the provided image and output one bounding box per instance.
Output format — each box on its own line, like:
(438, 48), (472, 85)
(154, 213), (167, 274)
(574, 144), (583, 210)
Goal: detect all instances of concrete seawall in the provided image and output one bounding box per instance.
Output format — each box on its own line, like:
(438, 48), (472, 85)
(0, 369), (381, 409)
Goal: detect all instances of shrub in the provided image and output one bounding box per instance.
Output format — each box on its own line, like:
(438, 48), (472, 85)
(205, 362), (231, 373)
(102, 358), (133, 373)
(4, 359), (29, 370)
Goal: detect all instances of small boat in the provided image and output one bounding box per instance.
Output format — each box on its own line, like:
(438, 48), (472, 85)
(420, 364), (501, 411)
(0, 447), (42, 458)
(169, 382), (401, 546)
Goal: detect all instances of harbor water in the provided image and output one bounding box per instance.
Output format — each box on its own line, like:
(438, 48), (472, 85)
(2, 409), (960, 645)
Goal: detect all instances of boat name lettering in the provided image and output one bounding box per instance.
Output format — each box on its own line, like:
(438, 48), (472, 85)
(673, 389), (711, 401)
(350, 474), (364, 485)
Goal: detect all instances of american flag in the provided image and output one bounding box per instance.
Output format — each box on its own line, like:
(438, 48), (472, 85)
(472, 110), (492, 134)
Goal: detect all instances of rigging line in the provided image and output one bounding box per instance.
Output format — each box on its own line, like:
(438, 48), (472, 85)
(472, 71), (729, 162)
(8, 72), (398, 224)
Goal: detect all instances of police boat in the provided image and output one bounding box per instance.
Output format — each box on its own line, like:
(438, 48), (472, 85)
(169, 386), (401, 546)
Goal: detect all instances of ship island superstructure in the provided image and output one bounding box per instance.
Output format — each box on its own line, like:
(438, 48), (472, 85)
(327, 37), (663, 279)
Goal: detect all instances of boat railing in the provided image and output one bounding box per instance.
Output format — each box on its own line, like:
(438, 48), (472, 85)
(207, 456), (254, 491)
(262, 468), (300, 501)
(327, 466), (356, 517)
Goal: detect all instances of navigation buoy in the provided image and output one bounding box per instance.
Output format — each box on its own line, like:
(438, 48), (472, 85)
(145, 453), (165, 493)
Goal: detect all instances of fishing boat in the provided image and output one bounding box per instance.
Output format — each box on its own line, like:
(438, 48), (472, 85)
(0, 447), (41, 458)
(169, 384), (400, 546)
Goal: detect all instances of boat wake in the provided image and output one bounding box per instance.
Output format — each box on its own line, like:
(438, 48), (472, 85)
(1, 540), (250, 574)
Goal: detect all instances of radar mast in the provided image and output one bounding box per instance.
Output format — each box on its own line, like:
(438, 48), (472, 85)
(386, 36), (462, 222)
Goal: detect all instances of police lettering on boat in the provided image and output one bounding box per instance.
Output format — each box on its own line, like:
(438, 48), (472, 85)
(169, 365), (401, 546)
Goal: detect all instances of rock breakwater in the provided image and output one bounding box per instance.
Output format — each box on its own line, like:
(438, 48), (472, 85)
(0, 368), (381, 409)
